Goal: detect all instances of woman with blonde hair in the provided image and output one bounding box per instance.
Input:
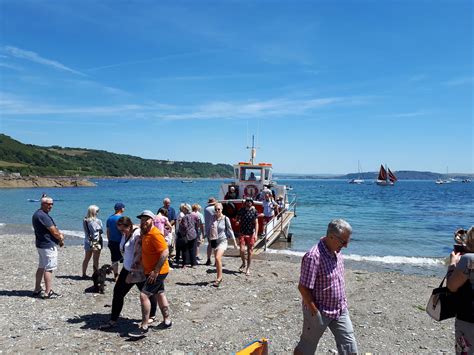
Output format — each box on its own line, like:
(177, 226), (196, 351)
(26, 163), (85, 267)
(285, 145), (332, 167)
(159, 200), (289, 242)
(209, 203), (238, 287)
(82, 205), (104, 278)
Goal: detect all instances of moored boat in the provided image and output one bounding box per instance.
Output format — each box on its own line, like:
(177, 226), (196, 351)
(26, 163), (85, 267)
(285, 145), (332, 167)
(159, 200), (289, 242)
(218, 136), (296, 254)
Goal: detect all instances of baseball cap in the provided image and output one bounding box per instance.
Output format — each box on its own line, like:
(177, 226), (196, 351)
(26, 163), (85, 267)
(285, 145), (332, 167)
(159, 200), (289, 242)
(137, 210), (155, 220)
(114, 202), (125, 211)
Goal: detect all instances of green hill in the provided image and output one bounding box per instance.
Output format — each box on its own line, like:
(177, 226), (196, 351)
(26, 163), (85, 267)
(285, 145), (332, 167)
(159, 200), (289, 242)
(0, 134), (233, 178)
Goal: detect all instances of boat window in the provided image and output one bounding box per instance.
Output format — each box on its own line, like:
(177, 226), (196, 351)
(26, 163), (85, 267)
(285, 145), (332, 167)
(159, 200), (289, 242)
(264, 169), (270, 181)
(234, 168), (239, 180)
(241, 168), (261, 181)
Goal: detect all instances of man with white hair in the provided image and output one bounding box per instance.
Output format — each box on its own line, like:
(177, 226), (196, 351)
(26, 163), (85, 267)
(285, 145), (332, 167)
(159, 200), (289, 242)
(32, 196), (64, 299)
(294, 219), (358, 355)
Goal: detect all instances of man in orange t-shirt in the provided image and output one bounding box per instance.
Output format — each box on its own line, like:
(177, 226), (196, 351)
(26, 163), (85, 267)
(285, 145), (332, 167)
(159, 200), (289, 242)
(129, 210), (171, 338)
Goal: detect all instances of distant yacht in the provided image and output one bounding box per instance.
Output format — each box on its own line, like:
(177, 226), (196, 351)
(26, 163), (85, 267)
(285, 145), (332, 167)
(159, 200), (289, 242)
(181, 180), (194, 183)
(376, 164), (397, 186)
(348, 160), (365, 184)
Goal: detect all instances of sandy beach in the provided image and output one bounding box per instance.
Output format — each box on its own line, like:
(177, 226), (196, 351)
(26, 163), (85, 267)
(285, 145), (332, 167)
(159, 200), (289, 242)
(0, 233), (453, 353)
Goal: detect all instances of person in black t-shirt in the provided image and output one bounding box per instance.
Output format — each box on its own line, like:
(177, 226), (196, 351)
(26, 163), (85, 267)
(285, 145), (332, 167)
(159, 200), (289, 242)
(236, 198), (259, 276)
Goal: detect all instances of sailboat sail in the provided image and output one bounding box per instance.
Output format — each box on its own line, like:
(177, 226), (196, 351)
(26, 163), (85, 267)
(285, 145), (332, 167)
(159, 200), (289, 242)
(377, 165), (387, 181)
(388, 168), (397, 182)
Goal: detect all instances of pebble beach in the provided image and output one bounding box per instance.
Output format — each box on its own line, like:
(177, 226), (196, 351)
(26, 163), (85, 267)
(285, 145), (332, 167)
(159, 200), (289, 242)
(0, 233), (454, 354)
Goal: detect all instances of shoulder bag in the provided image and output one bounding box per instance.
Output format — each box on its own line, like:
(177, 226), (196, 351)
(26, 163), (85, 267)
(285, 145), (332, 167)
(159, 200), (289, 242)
(426, 274), (457, 321)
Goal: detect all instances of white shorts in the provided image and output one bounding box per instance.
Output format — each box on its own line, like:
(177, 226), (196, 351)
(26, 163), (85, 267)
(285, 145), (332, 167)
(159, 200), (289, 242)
(216, 239), (228, 252)
(37, 246), (58, 271)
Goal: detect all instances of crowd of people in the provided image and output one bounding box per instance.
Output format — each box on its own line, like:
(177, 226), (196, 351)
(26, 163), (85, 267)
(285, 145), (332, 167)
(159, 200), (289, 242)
(31, 195), (473, 351)
(32, 195), (263, 337)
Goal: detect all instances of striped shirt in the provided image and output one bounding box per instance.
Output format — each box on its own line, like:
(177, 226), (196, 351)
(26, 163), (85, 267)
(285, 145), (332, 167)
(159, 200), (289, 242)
(299, 238), (347, 320)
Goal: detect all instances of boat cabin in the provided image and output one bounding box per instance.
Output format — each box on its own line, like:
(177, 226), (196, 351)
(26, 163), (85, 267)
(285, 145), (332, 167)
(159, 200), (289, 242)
(218, 162), (287, 203)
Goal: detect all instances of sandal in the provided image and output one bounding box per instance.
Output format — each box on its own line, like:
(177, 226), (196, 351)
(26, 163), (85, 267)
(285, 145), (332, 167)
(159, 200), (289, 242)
(245, 269), (251, 276)
(148, 316), (156, 325)
(213, 279), (222, 288)
(239, 264), (246, 272)
(98, 321), (117, 330)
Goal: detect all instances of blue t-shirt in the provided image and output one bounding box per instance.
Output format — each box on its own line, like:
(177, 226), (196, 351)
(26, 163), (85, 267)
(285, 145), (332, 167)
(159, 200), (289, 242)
(167, 206), (177, 222)
(32, 209), (58, 248)
(106, 214), (123, 242)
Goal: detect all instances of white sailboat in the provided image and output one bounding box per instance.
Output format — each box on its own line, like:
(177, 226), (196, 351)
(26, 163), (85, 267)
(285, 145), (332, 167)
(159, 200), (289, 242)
(348, 161), (365, 184)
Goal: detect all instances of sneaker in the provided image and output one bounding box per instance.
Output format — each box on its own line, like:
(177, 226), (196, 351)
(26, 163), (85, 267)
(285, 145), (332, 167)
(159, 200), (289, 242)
(128, 326), (149, 338)
(155, 321), (172, 330)
(43, 290), (62, 299)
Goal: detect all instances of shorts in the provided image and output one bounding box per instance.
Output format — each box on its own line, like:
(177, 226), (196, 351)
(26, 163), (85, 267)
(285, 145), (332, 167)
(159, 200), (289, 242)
(211, 239), (228, 251)
(108, 240), (123, 263)
(141, 273), (168, 296)
(37, 246), (58, 271)
(239, 234), (255, 249)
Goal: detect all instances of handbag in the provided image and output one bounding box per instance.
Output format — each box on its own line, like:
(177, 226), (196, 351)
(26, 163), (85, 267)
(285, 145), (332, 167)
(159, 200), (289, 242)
(426, 274), (457, 321)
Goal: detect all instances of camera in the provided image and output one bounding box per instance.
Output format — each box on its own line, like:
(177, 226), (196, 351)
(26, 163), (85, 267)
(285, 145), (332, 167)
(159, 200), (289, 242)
(453, 244), (466, 254)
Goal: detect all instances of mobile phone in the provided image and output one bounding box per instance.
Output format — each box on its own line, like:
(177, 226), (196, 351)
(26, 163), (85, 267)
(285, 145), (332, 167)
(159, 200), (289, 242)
(453, 244), (465, 253)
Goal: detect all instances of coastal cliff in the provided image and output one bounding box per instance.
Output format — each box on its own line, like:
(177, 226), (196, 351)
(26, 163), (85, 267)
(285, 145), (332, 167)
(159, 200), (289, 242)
(0, 176), (96, 188)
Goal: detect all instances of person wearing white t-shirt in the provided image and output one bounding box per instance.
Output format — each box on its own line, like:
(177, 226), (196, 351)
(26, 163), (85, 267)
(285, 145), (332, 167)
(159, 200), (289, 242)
(98, 216), (157, 330)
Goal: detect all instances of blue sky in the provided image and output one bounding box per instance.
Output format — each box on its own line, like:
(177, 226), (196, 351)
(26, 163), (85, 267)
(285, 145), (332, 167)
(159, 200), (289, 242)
(0, 0), (472, 174)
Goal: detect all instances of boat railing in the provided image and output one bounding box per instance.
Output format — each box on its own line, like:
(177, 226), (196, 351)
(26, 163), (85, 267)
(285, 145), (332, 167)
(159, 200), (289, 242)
(262, 193), (297, 251)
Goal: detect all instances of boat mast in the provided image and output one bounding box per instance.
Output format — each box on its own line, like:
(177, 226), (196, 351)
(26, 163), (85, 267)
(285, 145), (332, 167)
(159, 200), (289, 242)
(247, 135), (257, 165)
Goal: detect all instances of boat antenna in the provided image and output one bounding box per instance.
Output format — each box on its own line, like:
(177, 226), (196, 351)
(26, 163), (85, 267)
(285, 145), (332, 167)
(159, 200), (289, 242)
(247, 134), (258, 165)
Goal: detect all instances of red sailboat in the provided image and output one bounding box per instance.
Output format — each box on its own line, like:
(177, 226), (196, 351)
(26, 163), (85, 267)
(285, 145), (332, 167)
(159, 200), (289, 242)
(376, 164), (397, 186)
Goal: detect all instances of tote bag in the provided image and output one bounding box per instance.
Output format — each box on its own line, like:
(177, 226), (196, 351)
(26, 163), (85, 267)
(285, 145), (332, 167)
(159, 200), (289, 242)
(426, 275), (457, 321)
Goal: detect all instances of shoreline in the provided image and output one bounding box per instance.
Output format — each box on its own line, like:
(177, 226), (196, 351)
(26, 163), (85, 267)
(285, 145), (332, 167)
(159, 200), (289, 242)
(0, 223), (447, 277)
(0, 233), (453, 353)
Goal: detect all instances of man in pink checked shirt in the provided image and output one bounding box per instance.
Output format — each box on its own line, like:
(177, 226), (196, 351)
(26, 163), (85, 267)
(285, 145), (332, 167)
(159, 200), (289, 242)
(294, 219), (358, 355)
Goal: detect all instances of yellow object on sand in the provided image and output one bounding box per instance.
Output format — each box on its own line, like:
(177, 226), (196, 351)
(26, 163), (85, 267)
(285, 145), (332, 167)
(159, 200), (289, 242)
(236, 338), (268, 355)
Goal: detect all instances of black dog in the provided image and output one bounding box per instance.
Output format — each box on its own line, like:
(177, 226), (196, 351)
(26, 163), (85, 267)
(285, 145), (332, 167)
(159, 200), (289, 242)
(92, 264), (112, 294)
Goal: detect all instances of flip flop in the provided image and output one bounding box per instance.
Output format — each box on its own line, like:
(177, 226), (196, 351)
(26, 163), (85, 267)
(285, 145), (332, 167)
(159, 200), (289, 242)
(239, 264), (246, 272)
(213, 279), (222, 288)
(245, 269), (251, 276)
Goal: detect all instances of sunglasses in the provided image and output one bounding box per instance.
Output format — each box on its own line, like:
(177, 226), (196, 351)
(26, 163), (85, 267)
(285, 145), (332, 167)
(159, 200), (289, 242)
(333, 235), (349, 247)
(215, 208), (222, 211)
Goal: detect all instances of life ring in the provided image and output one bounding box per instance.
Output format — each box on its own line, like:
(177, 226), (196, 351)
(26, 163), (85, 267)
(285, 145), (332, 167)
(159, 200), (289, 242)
(244, 184), (259, 198)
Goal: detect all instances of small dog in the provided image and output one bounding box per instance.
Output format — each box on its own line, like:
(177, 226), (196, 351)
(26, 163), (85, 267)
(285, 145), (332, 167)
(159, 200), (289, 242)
(92, 264), (113, 294)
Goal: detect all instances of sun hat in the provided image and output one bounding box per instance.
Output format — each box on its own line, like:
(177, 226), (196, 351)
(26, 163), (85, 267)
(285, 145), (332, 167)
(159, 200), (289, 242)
(208, 197), (217, 204)
(114, 202), (125, 211)
(136, 210), (155, 220)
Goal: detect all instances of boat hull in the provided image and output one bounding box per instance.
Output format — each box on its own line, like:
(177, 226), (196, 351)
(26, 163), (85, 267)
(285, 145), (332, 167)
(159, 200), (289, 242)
(376, 180), (394, 186)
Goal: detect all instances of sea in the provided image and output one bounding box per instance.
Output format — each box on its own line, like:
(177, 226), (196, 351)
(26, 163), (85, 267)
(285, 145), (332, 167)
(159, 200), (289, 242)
(0, 178), (472, 276)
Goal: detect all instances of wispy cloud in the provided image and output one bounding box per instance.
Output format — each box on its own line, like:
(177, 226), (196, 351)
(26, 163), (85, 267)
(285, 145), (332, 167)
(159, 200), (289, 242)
(0, 92), (363, 121)
(443, 76), (473, 86)
(83, 50), (221, 72)
(2, 46), (86, 76)
(0, 62), (22, 71)
(378, 110), (429, 119)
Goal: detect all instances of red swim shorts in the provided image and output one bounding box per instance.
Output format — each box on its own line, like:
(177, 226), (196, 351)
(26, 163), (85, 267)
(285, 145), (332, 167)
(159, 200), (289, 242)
(239, 234), (255, 248)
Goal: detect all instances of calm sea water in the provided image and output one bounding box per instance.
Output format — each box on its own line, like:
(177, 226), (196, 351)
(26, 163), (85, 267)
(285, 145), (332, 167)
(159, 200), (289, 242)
(0, 179), (472, 273)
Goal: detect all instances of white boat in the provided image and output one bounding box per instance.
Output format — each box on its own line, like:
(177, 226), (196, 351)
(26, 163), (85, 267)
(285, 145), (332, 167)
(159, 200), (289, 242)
(348, 160), (365, 184)
(217, 136), (296, 254)
(181, 180), (194, 183)
(376, 164), (397, 186)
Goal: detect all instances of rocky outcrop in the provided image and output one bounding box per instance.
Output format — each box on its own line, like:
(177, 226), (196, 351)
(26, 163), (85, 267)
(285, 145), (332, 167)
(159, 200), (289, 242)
(0, 176), (96, 188)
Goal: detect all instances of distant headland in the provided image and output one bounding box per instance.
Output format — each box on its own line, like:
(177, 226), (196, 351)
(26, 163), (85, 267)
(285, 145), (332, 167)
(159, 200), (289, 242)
(0, 134), (234, 185)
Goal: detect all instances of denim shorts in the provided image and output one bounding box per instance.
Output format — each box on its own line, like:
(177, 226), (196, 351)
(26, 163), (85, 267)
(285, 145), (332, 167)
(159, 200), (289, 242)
(141, 273), (168, 296)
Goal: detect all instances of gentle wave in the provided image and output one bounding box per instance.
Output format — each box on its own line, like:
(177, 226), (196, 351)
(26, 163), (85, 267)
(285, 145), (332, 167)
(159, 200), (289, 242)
(266, 248), (444, 266)
(62, 229), (110, 241)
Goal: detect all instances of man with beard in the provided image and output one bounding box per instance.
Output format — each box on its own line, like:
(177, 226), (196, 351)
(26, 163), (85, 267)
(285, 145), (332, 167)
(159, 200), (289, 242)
(294, 219), (358, 355)
(129, 210), (171, 338)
